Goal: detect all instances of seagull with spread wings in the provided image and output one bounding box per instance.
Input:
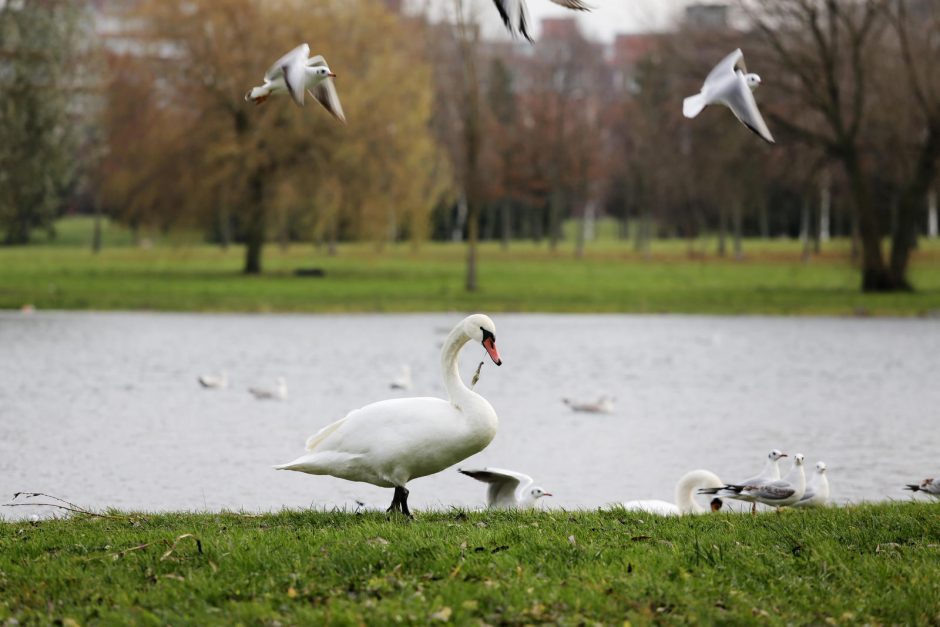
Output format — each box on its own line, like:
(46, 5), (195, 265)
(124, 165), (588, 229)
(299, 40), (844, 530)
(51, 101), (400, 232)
(683, 48), (775, 144)
(459, 467), (552, 509)
(245, 43), (346, 124)
(490, 0), (592, 42)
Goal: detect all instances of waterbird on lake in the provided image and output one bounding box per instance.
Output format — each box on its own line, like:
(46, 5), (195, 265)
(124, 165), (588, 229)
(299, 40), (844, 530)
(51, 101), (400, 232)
(491, 0), (592, 42)
(459, 468), (551, 510)
(249, 377), (288, 401)
(198, 371), (228, 389)
(794, 461), (829, 508)
(905, 477), (940, 499)
(699, 448), (787, 514)
(622, 469), (725, 516)
(562, 395), (614, 414)
(389, 365), (412, 390)
(275, 314), (503, 517)
(245, 43), (346, 124)
(683, 48), (775, 144)
(713, 454), (806, 513)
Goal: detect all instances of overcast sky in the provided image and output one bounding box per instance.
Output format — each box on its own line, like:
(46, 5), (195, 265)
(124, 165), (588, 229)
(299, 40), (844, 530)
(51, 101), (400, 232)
(417, 0), (696, 42)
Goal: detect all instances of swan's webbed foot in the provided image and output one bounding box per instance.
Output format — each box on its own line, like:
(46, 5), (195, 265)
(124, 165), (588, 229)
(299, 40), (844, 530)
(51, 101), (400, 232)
(387, 486), (412, 519)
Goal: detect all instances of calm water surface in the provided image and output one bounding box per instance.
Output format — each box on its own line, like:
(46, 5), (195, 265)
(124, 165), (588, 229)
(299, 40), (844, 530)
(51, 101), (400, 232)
(2, 311), (938, 519)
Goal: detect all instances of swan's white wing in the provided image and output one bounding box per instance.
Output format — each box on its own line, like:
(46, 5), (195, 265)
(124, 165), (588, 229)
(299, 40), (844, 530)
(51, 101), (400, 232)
(719, 73), (775, 143)
(622, 499), (680, 516)
(459, 468), (531, 507)
(704, 48), (744, 88)
(308, 79), (346, 125)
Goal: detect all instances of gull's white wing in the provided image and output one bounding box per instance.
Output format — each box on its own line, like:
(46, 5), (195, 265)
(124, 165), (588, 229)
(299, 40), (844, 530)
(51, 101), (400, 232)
(265, 43), (309, 106)
(742, 480), (795, 503)
(719, 73), (775, 143)
(704, 48), (744, 88)
(308, 54), (327, 68)
(549, 0), (593, 9)
(460, 468), (532, 507)
(308, 79), (346, 125)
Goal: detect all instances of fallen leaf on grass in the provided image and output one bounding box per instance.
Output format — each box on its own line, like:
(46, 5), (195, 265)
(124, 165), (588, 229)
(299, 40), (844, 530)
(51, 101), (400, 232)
(430, 606), (452, 622)
(287, 587), (298, 599)
(367, 537), (390, 546)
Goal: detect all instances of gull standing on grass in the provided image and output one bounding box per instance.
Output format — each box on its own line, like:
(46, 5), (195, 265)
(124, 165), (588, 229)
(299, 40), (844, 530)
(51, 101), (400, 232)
(245, 43), (346, 124)
(275, 315), (503, 518)
(249, 377), (288, 401)
(699, 449), (787, 514)
(458, 468), (552, 510)
(490, 0), (592, 42)
(716, 454), (807, 513)
(683, 48), (775, 144)
(795, 461), (829, 508)
(905, 477), (940, 499)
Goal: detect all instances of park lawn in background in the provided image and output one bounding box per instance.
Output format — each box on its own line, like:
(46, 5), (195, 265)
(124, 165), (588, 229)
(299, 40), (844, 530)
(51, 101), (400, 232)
(2, 504), (940, 624)
(3, 239), (940, 315)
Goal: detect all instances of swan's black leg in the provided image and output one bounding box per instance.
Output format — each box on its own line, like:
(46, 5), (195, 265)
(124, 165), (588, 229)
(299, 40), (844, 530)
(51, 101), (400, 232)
(386, 488), (401, 514)
(399, 487), (412, 519)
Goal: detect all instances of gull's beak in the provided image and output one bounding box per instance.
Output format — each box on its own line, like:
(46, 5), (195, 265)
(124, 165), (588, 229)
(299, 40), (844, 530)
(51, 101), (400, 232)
(543, 493), (553, 497)
(328, 72), (337, 78)
(779, 453), (788, 458)
(482, 337), (502, 366)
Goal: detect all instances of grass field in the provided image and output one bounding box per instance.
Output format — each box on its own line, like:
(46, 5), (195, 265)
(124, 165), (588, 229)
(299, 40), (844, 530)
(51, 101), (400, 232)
(5, 216), (940, 315)
(2, 504), (940, 624)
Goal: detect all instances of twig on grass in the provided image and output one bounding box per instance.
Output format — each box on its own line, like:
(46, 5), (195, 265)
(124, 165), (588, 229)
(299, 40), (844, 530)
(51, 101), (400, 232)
(4, 492), (120, 520)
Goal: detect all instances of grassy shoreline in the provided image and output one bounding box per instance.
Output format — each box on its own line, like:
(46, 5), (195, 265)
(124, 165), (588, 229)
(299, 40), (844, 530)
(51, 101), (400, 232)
(4, 238), (940, 316)
(3, 504), (940, 624)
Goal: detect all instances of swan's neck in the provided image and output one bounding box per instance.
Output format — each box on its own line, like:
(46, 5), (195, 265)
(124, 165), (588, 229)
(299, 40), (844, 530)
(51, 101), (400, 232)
(675, 470), (722, 514)
(441, 326), (473, 405)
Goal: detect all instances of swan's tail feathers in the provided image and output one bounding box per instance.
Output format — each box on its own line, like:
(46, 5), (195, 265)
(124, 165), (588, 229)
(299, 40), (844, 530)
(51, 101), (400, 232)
(683, 92), (708, 119)
(274, 451), (360, 474)
(305, 418), (347, 451)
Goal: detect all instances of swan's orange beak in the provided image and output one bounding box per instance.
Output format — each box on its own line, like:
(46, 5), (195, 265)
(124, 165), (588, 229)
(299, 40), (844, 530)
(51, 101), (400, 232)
(482, 337), (502, 366)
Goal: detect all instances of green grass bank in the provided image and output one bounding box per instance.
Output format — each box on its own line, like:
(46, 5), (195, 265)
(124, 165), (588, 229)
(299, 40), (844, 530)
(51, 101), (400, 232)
(2, 504), (940, 624)
(6, 217), (940, 315)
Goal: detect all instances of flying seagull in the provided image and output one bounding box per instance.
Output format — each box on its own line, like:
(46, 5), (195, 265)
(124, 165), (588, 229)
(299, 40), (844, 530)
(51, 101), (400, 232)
(491, 0), (592, 42)
(459, 467), (552, 509)
(245, 43), (346, 124)
(683, 48), (775, 144)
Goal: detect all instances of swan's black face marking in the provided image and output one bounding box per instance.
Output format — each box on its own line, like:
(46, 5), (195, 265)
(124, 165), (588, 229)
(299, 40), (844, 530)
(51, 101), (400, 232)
(480, 327), (502, 366)
(711, 498), (723, 512)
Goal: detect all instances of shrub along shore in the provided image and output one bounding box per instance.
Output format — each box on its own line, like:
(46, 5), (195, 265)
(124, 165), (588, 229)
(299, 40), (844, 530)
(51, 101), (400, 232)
(2, 503), (939, 624)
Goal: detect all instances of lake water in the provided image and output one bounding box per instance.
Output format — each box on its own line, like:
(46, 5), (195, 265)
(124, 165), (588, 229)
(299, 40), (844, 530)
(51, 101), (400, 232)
(2, 311), (938, 520)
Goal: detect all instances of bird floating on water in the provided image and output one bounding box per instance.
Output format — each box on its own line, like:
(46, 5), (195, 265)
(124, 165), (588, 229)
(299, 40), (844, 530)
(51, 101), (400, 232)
(198, 371), (228, 389)
(389, 365), (412, 391)
(245, 43), (346, 125)
(249, 377), (288, 401)
(459, 467), (551, 510)
(683, 48), (775, 144)
(275, 314), (503, 517)
(563, 395), (614, 414)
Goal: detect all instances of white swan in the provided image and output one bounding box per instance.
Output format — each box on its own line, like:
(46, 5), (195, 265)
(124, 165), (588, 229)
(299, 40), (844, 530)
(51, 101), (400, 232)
(198, 371), (227, 389)
(458, 468), (551, 510)
(249, 377), (288, 401)
(275, 314), (503, 516)
(622, 469), (725, 516)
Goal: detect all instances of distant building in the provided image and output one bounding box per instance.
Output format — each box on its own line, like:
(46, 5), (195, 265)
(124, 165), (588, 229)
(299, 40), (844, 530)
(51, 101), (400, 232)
(684, 3), (729, 31)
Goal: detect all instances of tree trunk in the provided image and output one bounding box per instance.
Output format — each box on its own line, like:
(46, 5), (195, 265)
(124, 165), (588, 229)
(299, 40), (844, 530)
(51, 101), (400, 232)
(928, 188), (938, 239)
(801, 198), (812, 263)
(219, 206), (231, 251)
(717, 204), (727, 257)
(548, 188), (564, 252)
(732, 199), (743, 260)
(819, 172), (831, 245)
(844, 154), (895, 291)
(500, 199), (511, 250)
(243, 173), (266, 275)
(91, 204), (102, 254)
(759, 197), (769, 239)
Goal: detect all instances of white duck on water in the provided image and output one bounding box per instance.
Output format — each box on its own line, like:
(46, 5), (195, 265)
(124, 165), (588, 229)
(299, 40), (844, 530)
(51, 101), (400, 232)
(245, 43), (346, 124)
(276, 314), (503, 517)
